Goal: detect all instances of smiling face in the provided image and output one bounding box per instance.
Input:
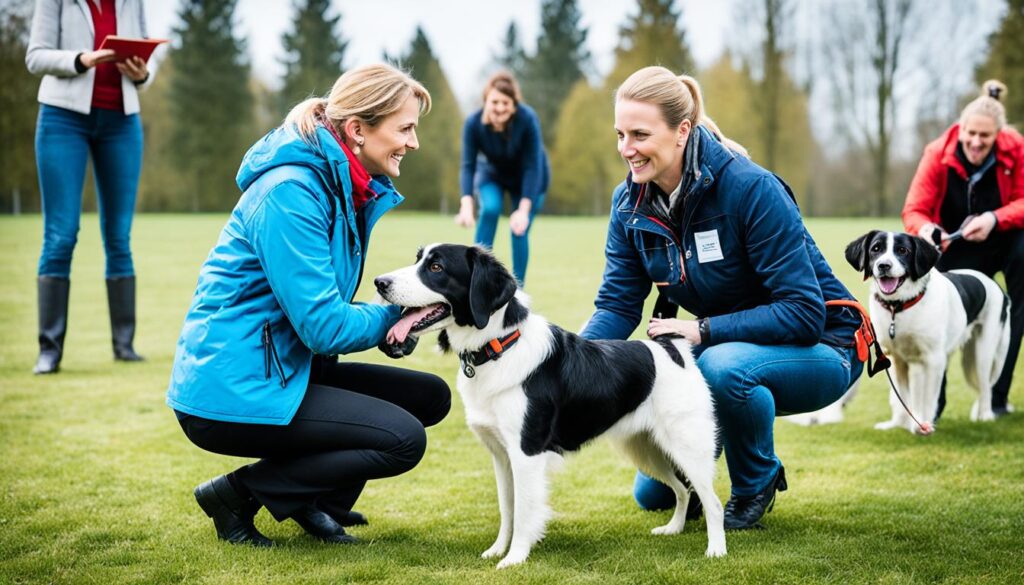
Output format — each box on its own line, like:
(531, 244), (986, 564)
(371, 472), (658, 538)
(959, 114), (998, 166)
(357, 93), (421, 177)
(614, 99), (689, 194)
(845, 231), (939, 300)
(483, 88), (516, 129)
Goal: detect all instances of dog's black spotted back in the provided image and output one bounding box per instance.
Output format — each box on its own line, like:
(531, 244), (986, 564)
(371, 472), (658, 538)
(945, 272), (987, 324)
(518, 326), (656, 456)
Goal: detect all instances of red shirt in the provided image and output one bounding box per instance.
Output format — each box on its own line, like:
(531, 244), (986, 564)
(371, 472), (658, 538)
(87, 0), (123, 112)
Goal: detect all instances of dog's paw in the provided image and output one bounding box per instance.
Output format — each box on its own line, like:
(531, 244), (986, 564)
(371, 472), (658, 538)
(651, 523), (684, 536)
(873, 420), (899, 431)
(377, 335), (418, 359)
(481, 543), (507, 559)
(705, 543), (728, 558)
(496, 550), (529, 569)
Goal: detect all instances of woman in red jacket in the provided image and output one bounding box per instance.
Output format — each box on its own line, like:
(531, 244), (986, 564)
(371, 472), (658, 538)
(902, 79), (1024, 417)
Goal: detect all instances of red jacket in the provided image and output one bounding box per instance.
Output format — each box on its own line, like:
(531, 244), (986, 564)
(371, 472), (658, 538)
(902, 123), (1024, 234)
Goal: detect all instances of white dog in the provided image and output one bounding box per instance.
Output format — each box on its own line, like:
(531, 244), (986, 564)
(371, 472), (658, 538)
(374, 244), (726, 568)
(845, 231), (1010, 433)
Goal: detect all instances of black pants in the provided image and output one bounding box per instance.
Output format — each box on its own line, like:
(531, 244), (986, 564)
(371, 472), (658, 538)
(177, 358), (451, 520)
(936, 229), (1024, 415)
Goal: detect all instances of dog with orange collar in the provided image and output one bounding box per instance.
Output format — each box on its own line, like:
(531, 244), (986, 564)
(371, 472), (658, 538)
(373, 244), (726, 567)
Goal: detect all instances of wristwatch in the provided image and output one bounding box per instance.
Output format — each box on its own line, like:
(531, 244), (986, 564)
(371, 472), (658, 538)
(697, 318), (710, 344)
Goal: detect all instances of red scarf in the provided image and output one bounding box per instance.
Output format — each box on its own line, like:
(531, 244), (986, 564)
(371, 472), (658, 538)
(322, 120), (375, 211)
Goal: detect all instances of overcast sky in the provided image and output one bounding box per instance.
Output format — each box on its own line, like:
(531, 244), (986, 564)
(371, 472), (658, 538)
(144, 0), (731, 107)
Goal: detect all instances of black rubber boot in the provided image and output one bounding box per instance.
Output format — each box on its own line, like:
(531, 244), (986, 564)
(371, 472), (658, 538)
(106, 276), (144, 361)
(34, 276), (70, 375)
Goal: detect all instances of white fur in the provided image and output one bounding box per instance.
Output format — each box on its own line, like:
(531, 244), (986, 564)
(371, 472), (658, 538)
(869, 235), (1011, 433)
(377, 245), (727, 568)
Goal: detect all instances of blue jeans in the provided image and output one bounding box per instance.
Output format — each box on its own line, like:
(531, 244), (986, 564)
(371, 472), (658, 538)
(35, 104), (143, 278)
(474, 181), (543, 286)
(634, 342), (864, 507)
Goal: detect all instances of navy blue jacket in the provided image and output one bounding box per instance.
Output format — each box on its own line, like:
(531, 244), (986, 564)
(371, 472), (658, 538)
(460, 104), (550, 201)
(581, 127), (859, 348)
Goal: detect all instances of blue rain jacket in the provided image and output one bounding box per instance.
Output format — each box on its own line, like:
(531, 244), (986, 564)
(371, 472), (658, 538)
(581, 127), (860, 347)
(166, 124), (403, 425)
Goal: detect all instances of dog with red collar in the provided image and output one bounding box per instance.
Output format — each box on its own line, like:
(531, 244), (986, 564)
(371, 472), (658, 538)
(845, 230), (1011, 433)
(373, 244), (726, 568)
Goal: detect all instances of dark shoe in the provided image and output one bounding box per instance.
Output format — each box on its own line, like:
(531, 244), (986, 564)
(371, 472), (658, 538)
(34, 276), (70, 375)
(106, 276), (144, 361)
(194, 475), (272, 547)
(330, 509), (369, 527)
(291, 504), (357, 544)
(724, 466), (788, 531)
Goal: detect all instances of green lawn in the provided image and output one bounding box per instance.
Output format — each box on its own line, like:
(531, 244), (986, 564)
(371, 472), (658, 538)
(1, 213), (1022, 584)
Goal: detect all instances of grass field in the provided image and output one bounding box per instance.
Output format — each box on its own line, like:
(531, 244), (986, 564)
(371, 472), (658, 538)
(1, 213), (1022, 584)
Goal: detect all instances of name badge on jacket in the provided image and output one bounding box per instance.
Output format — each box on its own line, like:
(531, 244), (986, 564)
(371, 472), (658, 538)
(694, 229), (724, 263)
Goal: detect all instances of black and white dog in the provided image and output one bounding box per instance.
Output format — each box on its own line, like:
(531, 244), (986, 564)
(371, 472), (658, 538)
(845, 231), (1011, 433)
(374, 244), (726, 568)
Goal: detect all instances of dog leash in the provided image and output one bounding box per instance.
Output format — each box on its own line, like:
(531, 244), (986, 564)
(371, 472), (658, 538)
(825, 300), (934, 434)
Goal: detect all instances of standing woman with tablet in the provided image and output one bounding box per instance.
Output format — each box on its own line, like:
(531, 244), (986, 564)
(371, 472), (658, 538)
(26, 0), (154, 374)
(454, 71), (549, 286)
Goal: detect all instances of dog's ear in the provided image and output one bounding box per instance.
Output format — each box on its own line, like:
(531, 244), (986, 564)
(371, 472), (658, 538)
(908, 235), (940, 280)
(467, 246), (518, 329)
(845, 231), (878, 280)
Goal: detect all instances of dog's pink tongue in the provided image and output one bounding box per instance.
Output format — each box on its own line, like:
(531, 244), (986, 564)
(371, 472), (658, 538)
(878, 277), (900, 294)
(387, 305), (437, 344)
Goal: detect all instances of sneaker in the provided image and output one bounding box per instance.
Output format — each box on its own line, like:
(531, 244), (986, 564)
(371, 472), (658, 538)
(723, 466), (788, 531)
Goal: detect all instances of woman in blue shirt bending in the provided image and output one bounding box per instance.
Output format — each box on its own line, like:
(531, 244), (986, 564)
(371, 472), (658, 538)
(454, 71), (550, 286)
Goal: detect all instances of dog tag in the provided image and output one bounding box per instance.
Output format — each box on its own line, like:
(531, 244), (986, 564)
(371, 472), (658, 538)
(889, 322), (896, 339)
(462, 362), (476, 378)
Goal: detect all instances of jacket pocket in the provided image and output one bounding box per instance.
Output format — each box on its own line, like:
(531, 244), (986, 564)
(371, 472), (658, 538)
(262, 321), (287, 388)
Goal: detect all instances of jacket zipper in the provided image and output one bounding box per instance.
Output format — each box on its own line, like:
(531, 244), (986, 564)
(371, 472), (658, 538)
(262, 321), (287, 388)
(643, 215), (686, 283)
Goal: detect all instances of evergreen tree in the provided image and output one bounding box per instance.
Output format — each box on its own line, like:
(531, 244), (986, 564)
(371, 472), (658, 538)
(607, 0), (696, 88)
(389, 27), (462, 213)
(279, 0), (346, 116)
(522, 0), (590, 144)
(0, 2), (40, 212)
(976, 0), (1023, 125)
(493, 21), (528, 79)
(170, 0), (255, 211)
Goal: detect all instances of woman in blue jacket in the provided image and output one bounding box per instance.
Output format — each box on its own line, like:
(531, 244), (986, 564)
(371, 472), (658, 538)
(454, 71), (549, 286)
(166, 64), (451, 546)
(580, 66), (864, 531)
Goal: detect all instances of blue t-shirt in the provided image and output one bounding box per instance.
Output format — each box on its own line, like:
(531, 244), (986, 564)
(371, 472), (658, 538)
(460, 104), (550, 202)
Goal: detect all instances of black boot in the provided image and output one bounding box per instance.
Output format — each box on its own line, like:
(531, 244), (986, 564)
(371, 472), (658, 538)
(290, 505), (358, 544)
(106, 276), (144, 361)
(193, 475), (273, 547)
(34, 276), (70, 375)
(724, 466), (788, 530)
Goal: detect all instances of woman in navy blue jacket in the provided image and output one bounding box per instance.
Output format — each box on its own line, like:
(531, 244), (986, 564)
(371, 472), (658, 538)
(454, 71), (549, 285)
(580, 66), (864, 531)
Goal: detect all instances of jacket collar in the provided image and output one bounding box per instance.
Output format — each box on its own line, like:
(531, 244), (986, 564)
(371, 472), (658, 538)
(619, 126), (736, 213)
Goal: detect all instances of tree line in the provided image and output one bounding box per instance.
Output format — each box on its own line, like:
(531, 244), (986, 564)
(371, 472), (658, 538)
(1, 0), (1021, 216)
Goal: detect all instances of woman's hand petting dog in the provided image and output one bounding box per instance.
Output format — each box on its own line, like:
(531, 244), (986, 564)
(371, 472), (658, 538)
(647, 318), (701, 344)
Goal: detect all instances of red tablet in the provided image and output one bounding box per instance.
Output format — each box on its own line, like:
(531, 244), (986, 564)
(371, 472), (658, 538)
(98, 35), (169, 63)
